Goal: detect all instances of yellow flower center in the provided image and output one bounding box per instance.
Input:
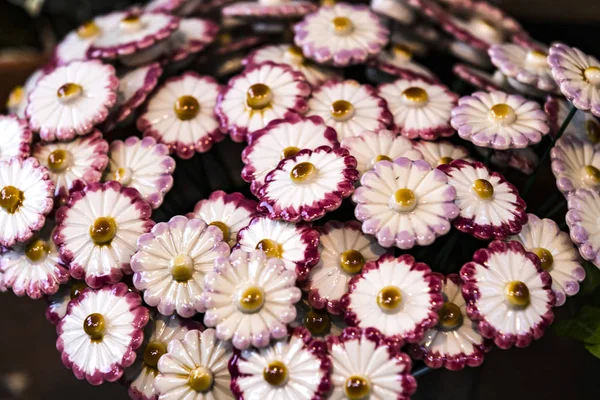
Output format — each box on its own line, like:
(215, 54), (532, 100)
(489, 103), (516, 125)
(332, 16), (354, 35)
(57, 83), (83, 103)
(471, 17), (503, 43)
(7, 86), (24, 109)
(25, 238), (50, 263)
(392, 43), (413, 60)
(77, 21), (100, 39)
(344, 375), (371, 400)
(112, 167), (133, 186)
(263, 361), (288, 387)
(89, 217), (117, 246)
(83, 313), (106, 342)
(339, 249), (366, 275)
(246, 83), (273, 110)
(584, 66), (600, 85)
(174, 95), (200, 121)
(237, 286), (265, 313)
(255, 239), (283, 258)
(376, 286), (402, 312)
(143, 341), (167, 369)
(531, 247), (554, 271)
(525, 49), (548, 67)
(47, 149), (72, 173)
(402, 87), (429, 106)
(209, 221), (231, 242)
(581, 165), (600, 187)
(330, 99), (355, 121)
(290, 162), (317, 183)
(281, 146), (300, 159)
(285, 45), (305, 64)
(188, 366), (214, 393)
(303, 309), (331, 336)
(120, 14), (143, 32)
(368, 154), (392, 169)
(472, 179), (494, 200)
(391, 188), (417, 212)
(585, 120), (600, 144)
(170, 254), (194, 282)
(437, 302), (463, 331)
(438, 156), (453, 165)
(70, 281), (87, 300)
(505, 280), (531, 309)
(0, 185), (24, 214)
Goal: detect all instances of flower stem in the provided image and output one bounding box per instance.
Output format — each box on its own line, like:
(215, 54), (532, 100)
(413, 366), (432, 378)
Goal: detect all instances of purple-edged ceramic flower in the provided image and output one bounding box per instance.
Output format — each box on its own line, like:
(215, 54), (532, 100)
(188, 190), (258, 247)
(545, 96), (600, 145)
(327, 327), (417, 399)
(451, 91), (550, 150)
(0, 115), (32, 161)
(294, 3), (389, 67)
(353, 157), (458, 249)
(131, 216), (230, 318)
(408, 273), (491, 371)
(369, 44), (436, 82)
(137, 72), (224, 159)
(439, 160), (527, 240)
(45, 280), (88, 325)
(230, 326), (331, 399)
(164, 18), (219, 63)
(154, 329), (233, 399)
(54, 181), (155, 288)
(56, 283), (149, 385)
(236, 216), (320, 281)
(145, 0), (201, 15)
(489, 44), (556, 93)
(6, 68), (45, 118)
(379, 77), (458, 140)
(203, 249), (302, 349)
(551, 135), (600, 197)
(106, 136), (175, 209)
(305, 220), (386, 315)
(371, 0), (415, 24)
(308, 79), (392, 142)
(292, 299), (346, 338)
(257, 146), (358, 222)
(548, 43), (600, 117)
(461, 240), (555, 349)
(566, 189), (600, 268)
(34, 130), (109, 202)
(223, 0), (316, 19)
(216, 61), (311, 142)
(0, 157), (54, 247)
(341, 254), (443, 343)
(452, 63), (509, 92)
(413, 139), (472, 168)
(26, 60), (119, 142)
(510, 214), (584, 307)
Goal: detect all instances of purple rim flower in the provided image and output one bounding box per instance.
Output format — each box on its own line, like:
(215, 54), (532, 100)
(551, 135), (600, 197)
(56, 283), (149, 385)
(489, 44), (557, 92)
(461, 240), (555, 349)
(6, 68), (45, 118)
(164, 18), (219, 62)
(145, 0), (206, 15)
(44, 280), (89, 325)
(487, 147), (539, 176)
(544, 95), (600, 144)
(452, 63), (509, 92)
(223, 0), (317, 18)
(412, 139), (472, 168)
(371, 0), (416, 24)
(566, 188), (600, 267)
(438, 160), (527, 240)
(0, 115), (32, 161)
(369, 45), (437, 83)
(257, 146), (358, 222)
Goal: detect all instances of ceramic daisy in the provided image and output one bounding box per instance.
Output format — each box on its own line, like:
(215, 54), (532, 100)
(53, 181), (155, 288)
(566, 189), (600, 267)
(451, 91), (550, 150)
(241, 114), (339, 195)
(145, 0), (202, 15)
(545, 96), (600, 146)
(551, 135), (600, 197)
(371, 0), (415, 24)
(0, 115), (32, 161)
(106, 136), (175, 209)
(305, 221), (387, 315)
(188, 190), (258, 247)
(548, 43), (600, 117)
(56, 283), (149, 385)
(294, 3), (389, 66)
(353, 157), (458, 249)
(370, 44), (436, 82)
(154, 329), (233, 399)
(26, 60), (119, 142)
(340, 129), (424, 177)
(33, 130), (109, 202)
(452, 63), (510, 92)
(308, 80), (392, 142)
(203, 249), (302, 349)
(461, 240), (555, 349)
(45, 280), (88, 325)
(257, 146), (358, 222)
(164, 18), (219, 63)
(236, 216), (320, 281)
(408, 274), (490, 370)
(230, 326), (331, 399)
(216, 61), (311, 142)
(131, 216), (230, 318)
(327, 327), (416, 399)
(137, 72), (224, 159)
(486, 147), (540, 176)
(292, 300), (346, 338)
(6, 68), (45, 118)
(510, 214), (584, 307)
(439, 160), (527, 240)
(413, 139), (471, 168)
(378, 77), (457, 140)
(0, 157), (54, 247)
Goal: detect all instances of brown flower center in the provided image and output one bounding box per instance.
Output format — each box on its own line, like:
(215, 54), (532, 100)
(112, 167), (133, 186)
(280, 146), (300, 159)
(83, 313), (106, 342)
(392, 43), (413, 59)
(70, 281), (88, 299)
(7, 86), (24, 108)
(170, 254), (194, 282)
(57, 83), (83, 102)
(143, 341), (167, 369)
(246, 83), (273, 110)
(237, 286), (265, 313)
(89, 217), (117, 246)
(489, 103), (516, 125)
(0, 185), (24, 214)
(402, 87), (429, 105)
(25, 238), (50, 263)
(332, 16), (354, 35)
(584, 66), (600, 85)
(581, 165), (600, 187)
(263, 361), (288, 386)
(437, 302), (463, 331)
(188, 367), (214, 393)
(174, 95), (200, 121)
(438, 156), (453, 165)
(330, 100), (355, 121)
(339, 249), (366, 274)
(255, 239), (283, 258)
(344, 375), (371, 400)
(48, 149), (72, 173)
(290, 162), (317, 183)
(303, 309), (331, 336)
(505, 280), (531, 309)
(77, 21), (100, 38)
(209, 221), (230, 242)
(585, 119), (600, 144)
(376, 286), (402, 312)
(472, 179), (494, 200)
(392, 188), (417, 212)
(531, 247), (554, 271)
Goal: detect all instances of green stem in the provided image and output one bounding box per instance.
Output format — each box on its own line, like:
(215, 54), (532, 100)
(545, 198), (567, 219)
(536, 190), (562, 216)
(413, 366), (432, 378)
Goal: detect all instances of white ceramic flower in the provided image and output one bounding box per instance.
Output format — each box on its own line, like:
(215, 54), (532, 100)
(131, 216), (230, 318)
(488, 44), (556, 92)
(551, 135), (600, 197)
(544, 96), (600, 147)
(413, 140), (471, 168)
(566, 189), (600, 268)
(292, 300), (346, 338)
(6, 68), (45, 118)
(45, 280), (88, 325)
(0, 115), (32, 161)
(370, 44), (435, 81)
(203, 249), (302, 349)
(164, 18), (219, 62)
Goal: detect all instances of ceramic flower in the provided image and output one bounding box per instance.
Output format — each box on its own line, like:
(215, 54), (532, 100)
(53, 181), (155, 288)
(371, 0), (415, 24)
(131, 216), (230, 318)
(308, 80), (392, 142)
(45, 280), (88, 325)
(154, 329), (233, 399)
(106, 136), (175, 209)
(0, 157), (54, 247)
(510, 214), (584, 307)
(566, 189), (600, 267)
(461, 240), (555, 349)
(236, 216), (320, 281)
(327, 327), (416, 399)
(33, 130), (109, 202)
(203, 249), (302, 349)
(245, 44), (338, 86)
(294, 3), (389, 66)
(452, 63), (509, 92)
(413, 140), (471, 168)
(216, 61), (311, 142)
(305, 221), (386, 315)
(551, 136), (600, 197)
(145, 0), (202, 15)
(369, 44), (436, 82)
(353, 157), (458, 249)
(26, 60), (119, 141)
(230, 326), (331, 399)
(223, 0), (316, 19)
(242, 114), (338, 195)
(378, 77), (458, 140)
(6, 68), (45, 118)
(340, 129), (424, 177)
(548, 43), (600, 117)
(544, 96), (600, 145)
(257, 146), (358, 222)
(188, 190), (258, 247)
(484, 147), (540, 176)
(164, 18), (219, 63)
(292, 299), (346, 338)
(451, 91), (550, 150)
(0, 115), (32, 161)
(137, 72), (224, 159)
(409, 274), (491, 371)
(438, 160), (527, 240)
(56, 283), (149, 385)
